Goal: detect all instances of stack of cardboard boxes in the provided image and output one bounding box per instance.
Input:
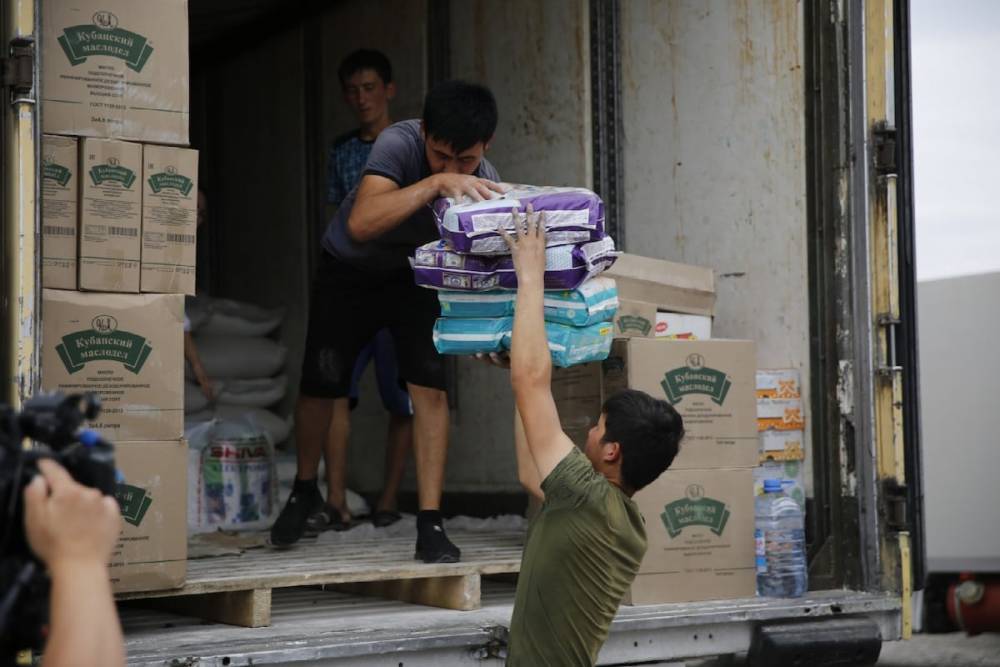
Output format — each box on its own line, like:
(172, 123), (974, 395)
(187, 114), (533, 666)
(39, 0), (192, 595)
(554, 254), (759, 604)
(755, 370), (807, 508)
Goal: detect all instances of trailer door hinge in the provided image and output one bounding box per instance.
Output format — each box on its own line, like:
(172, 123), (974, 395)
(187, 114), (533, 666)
(2, 38), (34, 101)
(881, 479), (908, 532)
(873, 121), (897, 175)
(876, 313), (902, 377)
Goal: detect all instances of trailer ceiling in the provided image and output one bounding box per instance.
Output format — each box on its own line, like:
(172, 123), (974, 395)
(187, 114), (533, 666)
(188, 0), (329, 65)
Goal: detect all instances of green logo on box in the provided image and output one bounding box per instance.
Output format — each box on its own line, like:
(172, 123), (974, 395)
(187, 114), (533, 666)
(660, 353), (732, 405)
(42, 162), (72, 187)
(57, 12), (154, 73)
(55, 315), (152, 375)
(116, 483), (152, 527)
(90, 163), (136, 189)
(617, 315), (652, 336)
(660, 484), (731, 538)
(147, 170), (194, 196)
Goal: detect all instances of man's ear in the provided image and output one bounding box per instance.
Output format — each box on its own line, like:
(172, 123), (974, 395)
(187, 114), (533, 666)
(603, 440), (623, 463)
(483, 135), (494, 153)
(386, 82), (397, 101)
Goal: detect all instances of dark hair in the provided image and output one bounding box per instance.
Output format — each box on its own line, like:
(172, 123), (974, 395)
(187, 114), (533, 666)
(422, 80), (498, 152)
(338, 49), (393, 86)
(601, 389), (684, 492)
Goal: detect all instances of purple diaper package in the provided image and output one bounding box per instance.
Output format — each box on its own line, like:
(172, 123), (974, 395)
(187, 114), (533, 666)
(431, 184), (605, 255)
(412, 236), (617, 291)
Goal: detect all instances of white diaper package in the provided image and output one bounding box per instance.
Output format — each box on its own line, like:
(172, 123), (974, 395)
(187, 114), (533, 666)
(437, 277), (619, 327)
(433, 317), (614, 367)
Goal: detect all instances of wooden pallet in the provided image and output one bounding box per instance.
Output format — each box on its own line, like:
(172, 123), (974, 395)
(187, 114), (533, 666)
(117, 530), (524, 628)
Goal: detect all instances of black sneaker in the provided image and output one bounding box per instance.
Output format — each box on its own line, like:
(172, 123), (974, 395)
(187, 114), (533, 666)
(270, 480), (323, 547)
(415, 521), (461, 564)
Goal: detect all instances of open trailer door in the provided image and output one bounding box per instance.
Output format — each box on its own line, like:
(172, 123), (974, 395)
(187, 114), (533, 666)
(1, 0), (40, 408)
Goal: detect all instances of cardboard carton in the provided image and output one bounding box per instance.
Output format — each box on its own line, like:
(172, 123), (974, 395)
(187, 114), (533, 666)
(553, 339), (758, 469)
(756, 369), (802, 399)
(614, 299), (712, 340)
(626, 467), (755, 604)
(759, 429), (805, 462)
(754, 460), (806, 509)
(757, 398), (805, 432)
(41, 289), (183, 441)
(605, 253), (715, 316)
(42, 0), (189, 144)
(79, 138), (142, 292)
(111, 440), (187, 593)
(41, 135), (79, 289)
(141, 145), (199, 294)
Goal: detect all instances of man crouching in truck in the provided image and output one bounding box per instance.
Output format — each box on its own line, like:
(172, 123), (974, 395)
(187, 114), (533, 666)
(271, 80), (504, 563)
(497, 206), (684, 664)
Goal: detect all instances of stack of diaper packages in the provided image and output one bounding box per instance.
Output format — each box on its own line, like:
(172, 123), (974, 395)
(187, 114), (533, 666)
(414, 184), (620, 367)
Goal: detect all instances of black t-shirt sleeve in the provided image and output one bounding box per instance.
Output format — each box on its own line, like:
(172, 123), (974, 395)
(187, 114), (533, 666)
(362, 125), (412, 187)
(478, 158), (500, 182)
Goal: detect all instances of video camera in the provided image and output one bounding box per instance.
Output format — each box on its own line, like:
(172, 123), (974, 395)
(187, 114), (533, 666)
(0, 393), (116, 658)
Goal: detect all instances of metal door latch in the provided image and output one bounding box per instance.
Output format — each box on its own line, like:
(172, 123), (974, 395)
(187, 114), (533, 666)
(2, 38), (34, 100)
(881, 479), (908, 532)
(873, 121), (897, 175)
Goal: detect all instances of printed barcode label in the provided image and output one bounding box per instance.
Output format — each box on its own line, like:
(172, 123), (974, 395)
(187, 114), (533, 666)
(109, 226), (138, 237)
(167, 233), (196, 244)
(43, 225), (75, 237)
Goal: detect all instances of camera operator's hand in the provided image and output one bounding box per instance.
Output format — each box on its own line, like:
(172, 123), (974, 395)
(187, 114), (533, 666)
(24, 459), (121, 570)
(23, 459), (126, 667)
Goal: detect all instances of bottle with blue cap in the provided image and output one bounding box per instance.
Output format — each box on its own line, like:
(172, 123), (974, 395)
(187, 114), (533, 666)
(755, 477), (807, 597)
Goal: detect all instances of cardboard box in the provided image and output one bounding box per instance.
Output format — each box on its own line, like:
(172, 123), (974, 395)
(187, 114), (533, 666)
(656, 312), (711, 340)
(141, 145), (198, 294)
(42, 0), (189, 144)
(614, 300), (712, 340)
(605, 253), (715, 316)
(759, 429), (805, 462)
(111, 439), (187, 593)
(79, 138), (142, 292)
(41, 135), (79, 289)
(553, 339), (758, 469)
(756, 369), (801, 399)
(41, 289), (184, 441)
(757, 398), (805, 432)
(754, 460), (806, 509)
(626, 467), (756, 604)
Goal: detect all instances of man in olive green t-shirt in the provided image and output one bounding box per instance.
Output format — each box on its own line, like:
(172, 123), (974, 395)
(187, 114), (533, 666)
(492, 206), (685, 665)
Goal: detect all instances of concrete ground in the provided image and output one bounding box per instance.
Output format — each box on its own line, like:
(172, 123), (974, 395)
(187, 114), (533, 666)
(876, 633), (1000, 667)
(683, 632), (1000, 667)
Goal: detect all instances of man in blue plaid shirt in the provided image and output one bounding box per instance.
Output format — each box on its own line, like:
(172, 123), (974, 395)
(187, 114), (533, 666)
(305, 49), (413, 533)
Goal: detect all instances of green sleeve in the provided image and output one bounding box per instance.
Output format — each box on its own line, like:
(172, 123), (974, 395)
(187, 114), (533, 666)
(540, 447), (606, 508)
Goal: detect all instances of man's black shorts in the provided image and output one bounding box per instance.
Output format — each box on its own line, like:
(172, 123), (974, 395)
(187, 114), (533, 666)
(299, 252), (445, 398)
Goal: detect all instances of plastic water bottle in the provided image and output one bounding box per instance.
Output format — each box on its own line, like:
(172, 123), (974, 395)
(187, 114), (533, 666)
(755, 478), (807, 597)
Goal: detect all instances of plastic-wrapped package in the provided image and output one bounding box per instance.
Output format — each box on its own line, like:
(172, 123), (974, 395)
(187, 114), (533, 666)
(434, 317), (614, 367)
(413, 236), (617, 292)
(437, 277), (619, 327)
(432, 184), (604, 255)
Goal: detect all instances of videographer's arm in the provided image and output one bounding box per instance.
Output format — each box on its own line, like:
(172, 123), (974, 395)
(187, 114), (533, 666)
(346, 173), (504, 242)
(24, 460), (125, 667)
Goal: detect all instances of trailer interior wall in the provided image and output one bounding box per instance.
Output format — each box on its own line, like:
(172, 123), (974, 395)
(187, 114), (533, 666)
(918, 273), (1000, 573)
(191, 26), (311, 420)
(620, 1), (813, 492)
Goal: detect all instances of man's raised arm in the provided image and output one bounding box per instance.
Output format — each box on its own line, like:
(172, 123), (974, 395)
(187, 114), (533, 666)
(501, 206), (574, 480)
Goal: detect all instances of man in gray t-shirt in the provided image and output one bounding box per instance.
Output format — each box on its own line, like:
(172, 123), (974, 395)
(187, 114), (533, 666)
(272, 81), (503, 563)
